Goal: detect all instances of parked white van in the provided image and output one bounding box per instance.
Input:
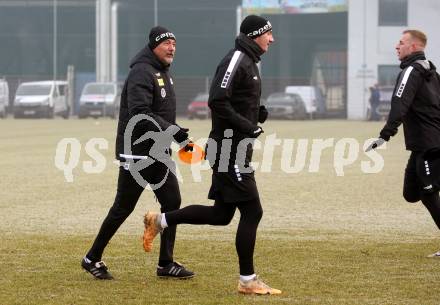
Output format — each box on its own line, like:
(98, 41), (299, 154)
(14, 81), (70, 119)
(0, 79), (9, 118)
(284, 86), (326, 118)
(78, 82), (121, 119)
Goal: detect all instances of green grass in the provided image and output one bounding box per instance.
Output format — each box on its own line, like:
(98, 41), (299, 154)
(1, 118), (440, 304)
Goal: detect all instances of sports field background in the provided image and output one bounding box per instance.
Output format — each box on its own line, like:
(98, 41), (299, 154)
(1, 118), (439, 305)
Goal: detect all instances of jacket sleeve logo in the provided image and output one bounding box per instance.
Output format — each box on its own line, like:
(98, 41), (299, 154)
(220, 51), (242, 89)
(221, 72), (231, 88)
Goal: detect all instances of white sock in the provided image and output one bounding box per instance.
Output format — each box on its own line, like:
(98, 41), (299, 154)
(161, 213), (169, 229)
(240, 274), (256, 282)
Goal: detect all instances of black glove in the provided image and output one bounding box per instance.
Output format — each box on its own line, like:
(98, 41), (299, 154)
(379, 126), (397, 142)
(173, 127), (189, 143)
(249, 126), (264, 138)
(258, 105), (268, 123)
(379, 132), (391, 142)
(183, 142), (194, 152)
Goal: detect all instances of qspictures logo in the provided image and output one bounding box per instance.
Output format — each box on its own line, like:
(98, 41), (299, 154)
(54, 117), (387, 187)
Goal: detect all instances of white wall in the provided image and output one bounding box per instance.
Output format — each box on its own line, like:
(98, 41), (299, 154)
(408, 0), (440, 64)
(347, 0), (440, 119)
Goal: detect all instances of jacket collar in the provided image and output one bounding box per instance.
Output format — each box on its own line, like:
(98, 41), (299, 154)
(235, 33), (264, 63)
(129, 45), (169, 71)
(400, 51), (426, 69)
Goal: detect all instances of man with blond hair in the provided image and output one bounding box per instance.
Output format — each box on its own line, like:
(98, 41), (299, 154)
(367, 30), (440, 256)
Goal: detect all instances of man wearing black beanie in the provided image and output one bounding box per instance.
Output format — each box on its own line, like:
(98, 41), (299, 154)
(81, 25), (194, 280)
(143, 15), (281, 295)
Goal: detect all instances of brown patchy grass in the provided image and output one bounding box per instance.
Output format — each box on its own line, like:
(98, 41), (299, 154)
(1, 118), (439, 304)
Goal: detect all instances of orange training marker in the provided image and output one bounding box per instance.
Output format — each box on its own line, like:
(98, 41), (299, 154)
(178, 143), (205, 164)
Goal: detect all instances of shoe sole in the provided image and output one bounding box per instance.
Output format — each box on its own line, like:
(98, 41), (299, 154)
(81, 266), (114, 280)
(238, 289), (281, 295)
(157, 274), (195, 280)
(238, 286), (282, 295)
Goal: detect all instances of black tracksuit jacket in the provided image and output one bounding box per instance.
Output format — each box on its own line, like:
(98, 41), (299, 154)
(207, 33), (265, 170)
(380, 52), (440, 152)
(115, 46), (177, 160)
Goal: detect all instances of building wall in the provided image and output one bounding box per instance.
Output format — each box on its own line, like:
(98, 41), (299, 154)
(0, 0), (242, 79)
(347, 0), (440, 119)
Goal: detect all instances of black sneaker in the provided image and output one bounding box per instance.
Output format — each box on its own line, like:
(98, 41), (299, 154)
(157, 262), (195, 279)
(81, 257), (114, 280)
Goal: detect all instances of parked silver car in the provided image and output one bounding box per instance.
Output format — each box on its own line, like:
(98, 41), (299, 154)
(78, 82), (121, 119)
(264, 92), (306, 120)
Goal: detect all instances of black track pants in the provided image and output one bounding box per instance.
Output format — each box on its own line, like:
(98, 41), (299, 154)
(403, 152), (440, 229)
(165, 197), (263, 275)
(422, 193), (440, 230)
(87, 163), (181, 267)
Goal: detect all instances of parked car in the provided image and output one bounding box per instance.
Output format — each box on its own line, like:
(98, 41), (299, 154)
(78, 82), (121, 119)
(375, 85), (393, 120)
(187, 93), (210, 119)
(264, 92), (306, 120)
(14, 81), (69, 119)
(0, 79), (9, 118)
(284, 86), (326, 118)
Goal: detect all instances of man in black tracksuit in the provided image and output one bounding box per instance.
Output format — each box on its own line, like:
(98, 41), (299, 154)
(367, 30), (440, 256)
(81, 26), (194, 279)
(142, 15), (281, 295)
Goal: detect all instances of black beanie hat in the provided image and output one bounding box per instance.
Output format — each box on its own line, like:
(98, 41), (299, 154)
(148, 26), (176, 50)
(240, 15), (272, 38)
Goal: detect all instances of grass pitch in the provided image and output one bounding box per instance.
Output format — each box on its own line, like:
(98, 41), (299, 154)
(1, 118), (439, 305)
